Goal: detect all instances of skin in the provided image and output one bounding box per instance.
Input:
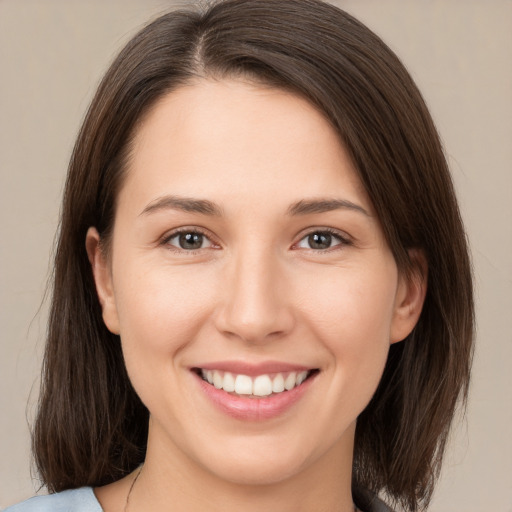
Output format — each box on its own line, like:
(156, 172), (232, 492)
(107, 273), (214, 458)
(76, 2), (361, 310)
(87, 79), (426, 512)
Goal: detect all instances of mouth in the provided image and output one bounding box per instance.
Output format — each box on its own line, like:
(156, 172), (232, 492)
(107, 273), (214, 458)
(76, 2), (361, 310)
(191, 361), (320, 420)
(194, 368), (319, 398)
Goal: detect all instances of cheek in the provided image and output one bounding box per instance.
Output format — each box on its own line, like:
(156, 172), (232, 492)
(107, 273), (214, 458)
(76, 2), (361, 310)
(300, 261), (398, 340)
(112, 261), (217, 372)
(297, 262), (397, 395)
(110, 262), (223, 428)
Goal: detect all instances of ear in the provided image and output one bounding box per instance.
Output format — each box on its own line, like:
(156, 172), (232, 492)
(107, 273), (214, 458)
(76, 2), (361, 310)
(390, 249), (427, 344)
(85, 227), (120, 335)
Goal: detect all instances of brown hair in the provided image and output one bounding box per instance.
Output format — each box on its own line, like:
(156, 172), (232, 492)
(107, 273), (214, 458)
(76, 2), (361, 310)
(34, 1), (474, 510)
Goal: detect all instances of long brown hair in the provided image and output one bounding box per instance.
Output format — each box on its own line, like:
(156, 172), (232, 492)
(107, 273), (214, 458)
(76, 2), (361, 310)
(34, 1), (474, 510)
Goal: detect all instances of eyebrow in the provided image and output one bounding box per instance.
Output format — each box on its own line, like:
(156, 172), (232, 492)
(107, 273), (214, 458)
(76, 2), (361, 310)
(287, 198), (370, 217)
(140, 195), (223, 217)
(139, 195), (369, 218)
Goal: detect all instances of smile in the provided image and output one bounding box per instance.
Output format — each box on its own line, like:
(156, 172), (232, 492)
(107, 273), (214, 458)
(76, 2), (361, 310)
(193, 365), (319, 421)
(200, 369), (312, 397)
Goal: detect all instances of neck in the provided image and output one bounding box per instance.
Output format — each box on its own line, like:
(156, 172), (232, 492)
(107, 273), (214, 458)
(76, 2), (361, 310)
(128, 420), (357, 512)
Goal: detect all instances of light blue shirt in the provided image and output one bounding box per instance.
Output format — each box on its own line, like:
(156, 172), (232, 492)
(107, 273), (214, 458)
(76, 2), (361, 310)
(5, 486), (394, 512)
(4, 488), (102, 512)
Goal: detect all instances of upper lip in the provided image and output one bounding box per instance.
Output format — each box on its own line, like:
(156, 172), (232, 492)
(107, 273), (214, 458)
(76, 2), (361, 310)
(192, 360), (315, 376)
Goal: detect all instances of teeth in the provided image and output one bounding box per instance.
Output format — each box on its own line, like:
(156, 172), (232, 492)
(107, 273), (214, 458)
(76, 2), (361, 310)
(272, 373), (285, 393)
(253, 375), (273, 396)
(223, 372), (235, 392)
(200, 369), (311, 396)
(284, 372), (296, 391)
(235, 374), (253, 395)
(213, 370), (223, 389)
(296, 371), (308, 385)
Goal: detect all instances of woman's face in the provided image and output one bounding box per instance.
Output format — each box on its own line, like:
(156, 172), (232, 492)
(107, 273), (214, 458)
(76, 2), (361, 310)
(88, 79), (423, 486)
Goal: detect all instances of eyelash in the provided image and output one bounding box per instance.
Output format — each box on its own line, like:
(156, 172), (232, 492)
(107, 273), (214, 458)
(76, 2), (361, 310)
(160, 227), (217, 255)
(293, 228), (352, 252)
(160, 227), (352, 254)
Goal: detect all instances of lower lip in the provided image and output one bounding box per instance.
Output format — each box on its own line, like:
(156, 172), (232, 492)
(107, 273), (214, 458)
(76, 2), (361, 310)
(194, 372), (316, 421)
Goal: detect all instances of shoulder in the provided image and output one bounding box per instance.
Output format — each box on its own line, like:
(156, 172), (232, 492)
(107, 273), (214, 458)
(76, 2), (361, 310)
(4, 487), (102, 512)
(365, 496), (395, 512)
(354, 487), (396, 512)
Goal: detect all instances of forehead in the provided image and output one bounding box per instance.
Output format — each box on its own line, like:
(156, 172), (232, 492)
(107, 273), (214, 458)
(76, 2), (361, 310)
(120, 79), (370, 214)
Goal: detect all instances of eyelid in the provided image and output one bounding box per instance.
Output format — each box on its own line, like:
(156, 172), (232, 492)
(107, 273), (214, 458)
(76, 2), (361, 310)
(160, 226), (221, 253)
(292, 227), (353, 251)
(158, 225), (353, 254)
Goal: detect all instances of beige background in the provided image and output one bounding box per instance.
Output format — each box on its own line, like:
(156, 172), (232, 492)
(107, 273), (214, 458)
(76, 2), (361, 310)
(1, 1), (511, 510)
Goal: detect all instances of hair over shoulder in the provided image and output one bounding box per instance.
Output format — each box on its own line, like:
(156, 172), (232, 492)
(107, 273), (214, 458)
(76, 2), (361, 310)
(34, 1), (474, 511)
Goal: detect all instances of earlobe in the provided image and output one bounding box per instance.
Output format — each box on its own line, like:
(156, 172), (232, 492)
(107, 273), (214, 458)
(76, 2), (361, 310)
(85, 227), (120, 335)
(390, 250), (427, 344)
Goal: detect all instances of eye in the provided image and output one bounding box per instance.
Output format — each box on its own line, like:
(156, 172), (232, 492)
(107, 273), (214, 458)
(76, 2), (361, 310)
(296, 230), (347, 250)
(166, 230), (214, 251)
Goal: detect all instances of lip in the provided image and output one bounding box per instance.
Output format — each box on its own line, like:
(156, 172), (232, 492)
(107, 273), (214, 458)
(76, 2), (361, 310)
(192, 363), (318, 421)
(195, 360), (311, 377)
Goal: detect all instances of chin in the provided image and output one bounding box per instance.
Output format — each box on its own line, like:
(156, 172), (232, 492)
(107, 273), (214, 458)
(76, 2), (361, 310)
(204, 455), (308, 487)
(189, 430), (332, 488)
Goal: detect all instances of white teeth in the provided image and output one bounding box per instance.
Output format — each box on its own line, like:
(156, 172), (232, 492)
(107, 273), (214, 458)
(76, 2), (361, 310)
(213, 370), (223, 389)
(284, 372), (297, 391)
(253, 375), (273, 396)
(223, 372), (236, 392)
(272, 373), (285, 393)
(296, 371), (308, 385)
(200, 369), (312, 396)
(234, 374), (253, 395)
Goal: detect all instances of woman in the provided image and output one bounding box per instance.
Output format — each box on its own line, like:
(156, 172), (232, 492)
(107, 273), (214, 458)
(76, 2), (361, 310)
(6, 0), (473, 511)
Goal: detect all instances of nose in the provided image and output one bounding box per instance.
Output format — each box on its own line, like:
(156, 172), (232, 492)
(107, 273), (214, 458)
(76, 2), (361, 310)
(214, 247), (295, 344)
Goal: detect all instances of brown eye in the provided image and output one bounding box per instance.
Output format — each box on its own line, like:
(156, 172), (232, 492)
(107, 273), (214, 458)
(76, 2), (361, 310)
(167, 231), (212, 250)
(296, 231), (345, 250)
(308, 232), (332, 249)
